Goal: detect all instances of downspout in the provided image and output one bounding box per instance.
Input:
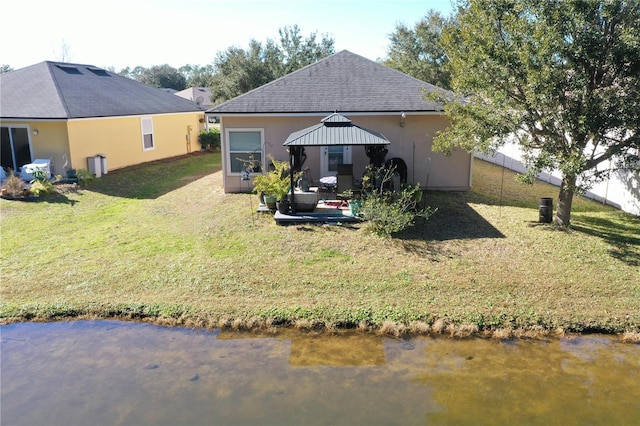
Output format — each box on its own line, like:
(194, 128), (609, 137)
(468, 150), (474, 189)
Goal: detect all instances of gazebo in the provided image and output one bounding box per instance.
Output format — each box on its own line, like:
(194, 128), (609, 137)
(281, 113), (391, 219)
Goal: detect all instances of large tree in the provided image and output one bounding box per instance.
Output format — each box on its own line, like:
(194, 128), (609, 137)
(136, 64), (187, 90)
(434, 0), (640, 226)
(384, 9), (452, 89)
(277, 25), (335, 75)
(179, 64), (216, 88)
(209, 25), (334, 103)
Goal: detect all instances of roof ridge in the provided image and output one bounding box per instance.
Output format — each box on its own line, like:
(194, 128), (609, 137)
(216, 50), (345, 105)
(45, 62), (73, 118)
(208, 50), (450, 114)
(43, 60), (99, 68)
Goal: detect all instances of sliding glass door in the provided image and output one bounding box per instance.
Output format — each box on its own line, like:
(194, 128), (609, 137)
(1, 127), (32, 171)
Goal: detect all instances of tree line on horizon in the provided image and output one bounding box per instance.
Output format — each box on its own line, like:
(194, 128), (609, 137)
(107, 15), (453, 103)
(1, 15), (452, 103)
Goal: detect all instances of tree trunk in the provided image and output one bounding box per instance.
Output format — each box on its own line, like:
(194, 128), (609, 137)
(555, 174), (576, 227)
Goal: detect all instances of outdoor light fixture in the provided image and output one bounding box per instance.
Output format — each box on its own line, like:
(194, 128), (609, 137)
(400, 112), (406, 127)
(32, 129), (39, 135)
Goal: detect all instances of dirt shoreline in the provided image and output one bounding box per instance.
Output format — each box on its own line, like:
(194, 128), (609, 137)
(2, 313), (639, 344)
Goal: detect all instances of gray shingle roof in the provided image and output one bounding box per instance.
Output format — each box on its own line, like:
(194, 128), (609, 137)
(0, 61), (201, 119)
(208, 50), (449, 114)
(284, 113), (390, 146)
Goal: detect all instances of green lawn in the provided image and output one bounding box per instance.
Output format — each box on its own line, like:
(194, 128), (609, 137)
(1, 152), (638, 337)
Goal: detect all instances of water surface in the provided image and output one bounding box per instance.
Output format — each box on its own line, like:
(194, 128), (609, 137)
(1, 320), (638, 425)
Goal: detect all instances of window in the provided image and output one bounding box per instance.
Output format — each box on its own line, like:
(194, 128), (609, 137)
(227, 129), (263, 173)
(141, 117), (154, 150)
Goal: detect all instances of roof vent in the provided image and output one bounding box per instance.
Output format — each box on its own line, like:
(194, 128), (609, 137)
(56, 65), (82, 74)
(87, 68), (110, 77)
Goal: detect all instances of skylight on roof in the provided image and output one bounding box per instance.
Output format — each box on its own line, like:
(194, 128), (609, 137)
(56, 65), (82, 74)
(87, 68), (110, 77)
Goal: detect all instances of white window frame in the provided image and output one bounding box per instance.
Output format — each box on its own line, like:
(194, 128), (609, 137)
(225, 128), (264, 175)
(141, 117), (155, 151)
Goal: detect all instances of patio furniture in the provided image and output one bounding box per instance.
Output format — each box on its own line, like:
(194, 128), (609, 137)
(291, 187), (319, 212)
(319, 175), (337, 192)
(19, 159), (51, 181)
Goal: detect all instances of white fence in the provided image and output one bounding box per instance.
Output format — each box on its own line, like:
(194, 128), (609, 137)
(475, 142), (640, 216)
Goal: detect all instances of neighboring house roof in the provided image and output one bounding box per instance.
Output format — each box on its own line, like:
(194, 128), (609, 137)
(175, 87), (214, 110)
(0, 61), (201, 119)
(208, 50), (450, 115)
(284, 113), (390, 146)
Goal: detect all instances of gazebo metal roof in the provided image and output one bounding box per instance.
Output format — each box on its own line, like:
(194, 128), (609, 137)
(283, 113), (390, 146)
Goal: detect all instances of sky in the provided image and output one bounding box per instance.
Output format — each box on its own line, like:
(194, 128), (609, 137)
(1, 0), (454, 71)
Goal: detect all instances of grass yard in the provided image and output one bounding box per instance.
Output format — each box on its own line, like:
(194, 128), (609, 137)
(1, 151), (638, 337)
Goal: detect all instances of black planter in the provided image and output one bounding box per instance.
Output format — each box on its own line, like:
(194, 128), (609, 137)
(277, 200), (290, 214)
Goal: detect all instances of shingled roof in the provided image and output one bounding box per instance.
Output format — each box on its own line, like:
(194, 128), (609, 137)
(208, 50), (450, 115)
(0, 61), (201, 119)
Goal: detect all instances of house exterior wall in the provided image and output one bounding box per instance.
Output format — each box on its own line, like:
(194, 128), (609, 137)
(219, 114), (472, 193)
(1, 120), (70, 175)
(30, 121), (70, 175)
(66, 112), (203, 172)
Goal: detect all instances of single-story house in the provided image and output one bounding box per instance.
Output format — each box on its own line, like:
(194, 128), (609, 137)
(207, 50), (472, 193)
(0, 61), (205, 177)
(175, 87), (219, 130)
(174, 87), (214, 110)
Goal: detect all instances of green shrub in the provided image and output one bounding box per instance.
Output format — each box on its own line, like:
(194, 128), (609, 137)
(359, 165), (435, 236)
(76, 169), (94, 187)
(29, 179), (55, 197)
(31, 169), (47, 182)
(198, 129), (221, 150)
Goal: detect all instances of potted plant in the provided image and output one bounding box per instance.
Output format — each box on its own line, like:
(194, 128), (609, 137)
(251, 156), (295, 213)
(252, 173), (277, 210)
(272, 176), (291, 214)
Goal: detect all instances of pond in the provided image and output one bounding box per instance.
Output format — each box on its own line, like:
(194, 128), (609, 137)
(1, 320), (639, 425)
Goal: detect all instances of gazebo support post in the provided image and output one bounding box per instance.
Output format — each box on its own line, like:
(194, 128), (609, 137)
(289, 149), (296, 214)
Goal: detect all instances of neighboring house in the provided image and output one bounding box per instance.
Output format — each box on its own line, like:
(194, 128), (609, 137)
(175, 87), (214, 110)
(175, 87), (219, 130)
(207, 50), (472, 193)
(0, 61), (205, 176)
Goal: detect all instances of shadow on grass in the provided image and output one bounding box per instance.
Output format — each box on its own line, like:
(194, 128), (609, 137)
(393, 192), (505, 259)
(571, 215), (640, 267)
(87, 152), (221, 200)
(43, 193), (77, 205)
(411, 191), (505, 240)
(2, 192), (77, 205)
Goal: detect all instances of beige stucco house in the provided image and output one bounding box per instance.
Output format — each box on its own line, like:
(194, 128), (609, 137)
(207, 50), (472, 193)
(0, 62), (204, 177)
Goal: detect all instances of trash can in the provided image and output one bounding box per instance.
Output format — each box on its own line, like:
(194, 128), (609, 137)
(539, 197), (553, 223)
(87, 156), (101, 178)
(98, 154), (108, 175)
